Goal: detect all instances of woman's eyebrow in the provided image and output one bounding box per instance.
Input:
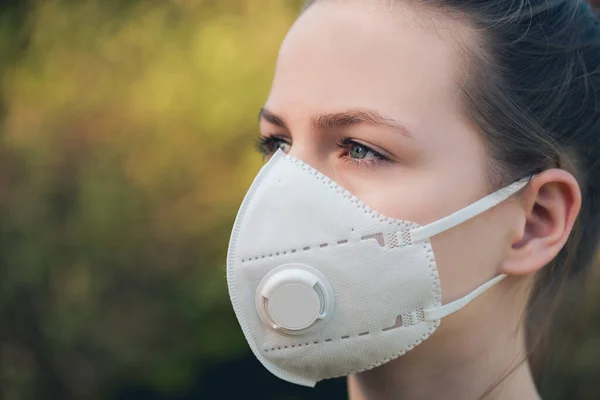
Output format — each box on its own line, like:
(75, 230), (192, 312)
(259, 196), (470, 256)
(258, 108), (288, 129)
(259, 107), (413, 139)
(312, 109), (413, 139)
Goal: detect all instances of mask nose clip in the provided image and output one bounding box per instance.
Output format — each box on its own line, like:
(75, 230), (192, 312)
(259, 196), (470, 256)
(256, 263), (335, 335)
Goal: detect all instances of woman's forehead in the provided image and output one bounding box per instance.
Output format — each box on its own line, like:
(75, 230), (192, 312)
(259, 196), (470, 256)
(266, 1), (471, 129)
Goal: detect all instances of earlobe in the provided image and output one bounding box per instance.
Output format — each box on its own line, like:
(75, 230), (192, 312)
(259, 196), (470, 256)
(500, 169), (581, 276)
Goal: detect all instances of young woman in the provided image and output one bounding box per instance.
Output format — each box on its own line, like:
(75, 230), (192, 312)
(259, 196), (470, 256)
(227, 1), (600, 398)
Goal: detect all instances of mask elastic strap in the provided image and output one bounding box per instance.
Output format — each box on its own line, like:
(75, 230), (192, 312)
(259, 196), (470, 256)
(423, 274), (507, 321)
(409, 177), (532, 244)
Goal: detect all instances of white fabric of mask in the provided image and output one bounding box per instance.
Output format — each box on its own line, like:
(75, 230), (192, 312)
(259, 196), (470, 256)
(227, 149), (530, 387)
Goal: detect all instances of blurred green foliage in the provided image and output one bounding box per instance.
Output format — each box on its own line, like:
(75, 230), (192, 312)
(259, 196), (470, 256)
(0, 0), (302, 398)
(0, 1), (598, 399)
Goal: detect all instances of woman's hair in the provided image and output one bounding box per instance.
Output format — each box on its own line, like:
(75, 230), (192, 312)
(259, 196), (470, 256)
(303, 0), (600, 388)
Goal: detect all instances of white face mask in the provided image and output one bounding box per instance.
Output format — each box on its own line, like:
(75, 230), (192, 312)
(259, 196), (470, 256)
(226, 149), (529, 387)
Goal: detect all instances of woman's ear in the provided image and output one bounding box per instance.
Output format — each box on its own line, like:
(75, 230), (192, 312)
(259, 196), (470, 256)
(500, 169), (581, 276)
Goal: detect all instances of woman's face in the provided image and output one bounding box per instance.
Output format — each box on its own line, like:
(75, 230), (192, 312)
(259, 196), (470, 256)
(258, 2), (522, 305)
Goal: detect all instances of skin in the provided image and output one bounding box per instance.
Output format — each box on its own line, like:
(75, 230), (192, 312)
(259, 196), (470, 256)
(256, 1), (581, 399)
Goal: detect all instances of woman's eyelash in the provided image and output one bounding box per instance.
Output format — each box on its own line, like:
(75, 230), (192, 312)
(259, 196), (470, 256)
(335, 136), (389, 161)
(254, 136), (270, 154)
(254, 135), (290, 156)
(254, 136), (271, 155)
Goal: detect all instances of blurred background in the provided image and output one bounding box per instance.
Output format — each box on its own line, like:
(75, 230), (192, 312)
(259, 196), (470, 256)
(0, 0), (598, 399)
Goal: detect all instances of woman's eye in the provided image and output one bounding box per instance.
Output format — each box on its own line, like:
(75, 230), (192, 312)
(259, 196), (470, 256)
(337, 137), (388, 163)
(269, 139), (291, 153)
(255, 136), (292, 157)
(349, 143), (375, 160)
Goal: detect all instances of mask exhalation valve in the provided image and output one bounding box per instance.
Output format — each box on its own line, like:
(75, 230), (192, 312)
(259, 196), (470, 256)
(255, 263), (334, 335)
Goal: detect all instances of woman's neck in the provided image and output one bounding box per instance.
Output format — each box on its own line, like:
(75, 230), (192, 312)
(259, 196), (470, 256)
(346, 285), (541, 400)
(347, 361), (539, 400)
